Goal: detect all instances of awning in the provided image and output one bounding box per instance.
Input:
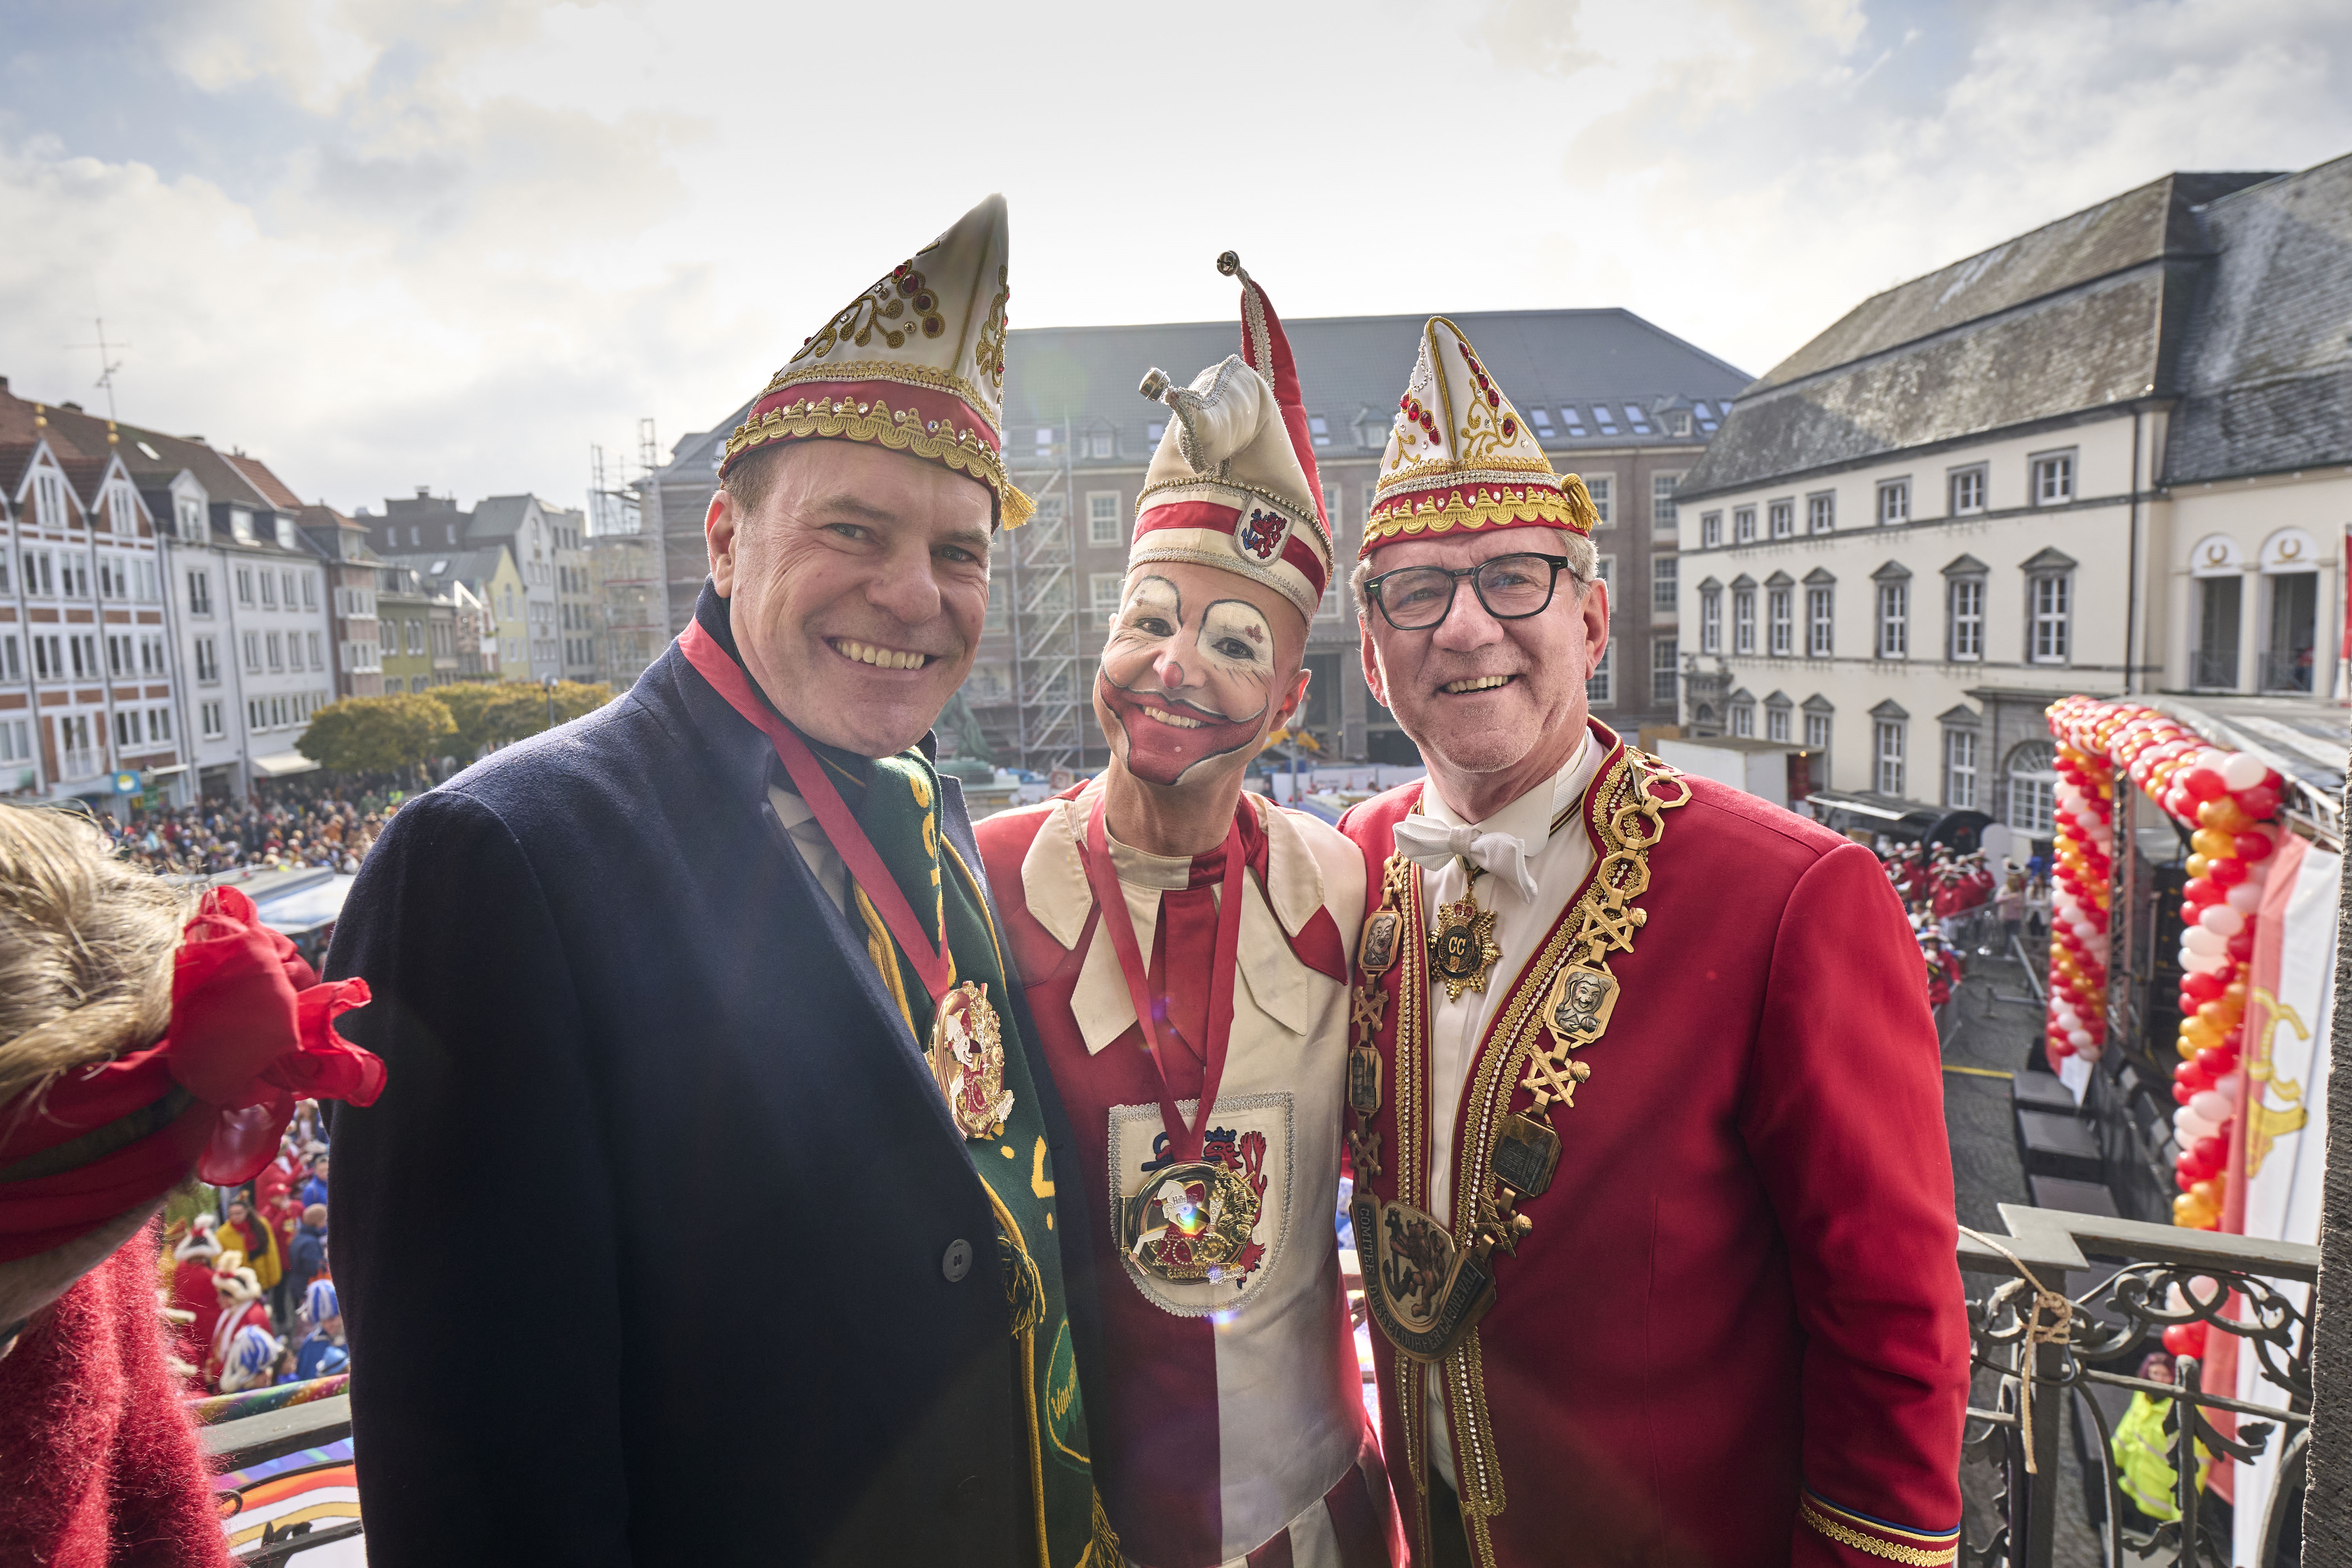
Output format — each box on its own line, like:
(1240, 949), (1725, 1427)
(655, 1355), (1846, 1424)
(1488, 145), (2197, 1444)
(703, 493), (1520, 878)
(142, 763), (189, 778)
(1805, 789), (1992, 847)
(250, 751), (321, 779)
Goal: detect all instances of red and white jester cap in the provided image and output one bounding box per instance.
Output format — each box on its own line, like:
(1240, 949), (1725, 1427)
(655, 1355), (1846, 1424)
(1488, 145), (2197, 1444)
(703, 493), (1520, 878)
(1127, 253), (1332, 624)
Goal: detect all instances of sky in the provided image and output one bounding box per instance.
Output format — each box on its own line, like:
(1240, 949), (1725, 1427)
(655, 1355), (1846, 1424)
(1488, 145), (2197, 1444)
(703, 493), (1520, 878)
(0, 0), (2347, 516)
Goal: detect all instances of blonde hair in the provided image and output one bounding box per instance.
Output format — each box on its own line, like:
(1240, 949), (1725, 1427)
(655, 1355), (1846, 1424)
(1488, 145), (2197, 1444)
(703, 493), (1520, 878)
(0, 806), (189, 1113)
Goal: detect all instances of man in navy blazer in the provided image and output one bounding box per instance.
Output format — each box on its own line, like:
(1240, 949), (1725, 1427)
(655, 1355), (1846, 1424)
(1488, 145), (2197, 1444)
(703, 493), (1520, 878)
(327, 197), (1109, 1565)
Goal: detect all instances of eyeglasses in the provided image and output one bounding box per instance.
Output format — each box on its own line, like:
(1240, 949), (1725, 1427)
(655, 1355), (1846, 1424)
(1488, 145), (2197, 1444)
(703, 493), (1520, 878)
(1362, 553), (1581, 632)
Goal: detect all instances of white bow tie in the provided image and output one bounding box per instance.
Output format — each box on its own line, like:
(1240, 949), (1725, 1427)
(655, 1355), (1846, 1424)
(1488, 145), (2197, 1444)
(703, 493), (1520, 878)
(1392, 815), (1541, 902)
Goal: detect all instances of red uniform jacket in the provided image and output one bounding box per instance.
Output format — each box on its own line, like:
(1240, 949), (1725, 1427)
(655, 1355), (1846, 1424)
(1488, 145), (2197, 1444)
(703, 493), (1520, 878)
(1338, 730), (1967, 1567)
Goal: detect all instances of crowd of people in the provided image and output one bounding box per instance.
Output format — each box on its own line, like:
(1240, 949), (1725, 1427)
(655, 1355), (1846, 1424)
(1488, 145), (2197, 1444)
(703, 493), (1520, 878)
(159, 1103), (348, 1396)
(98, 783), (404, 877)
(1877, 840), (2053, 1010)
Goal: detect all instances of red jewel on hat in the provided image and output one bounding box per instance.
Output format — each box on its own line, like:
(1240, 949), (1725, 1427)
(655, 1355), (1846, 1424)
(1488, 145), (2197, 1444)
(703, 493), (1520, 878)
(1502, 418), (1517, 439)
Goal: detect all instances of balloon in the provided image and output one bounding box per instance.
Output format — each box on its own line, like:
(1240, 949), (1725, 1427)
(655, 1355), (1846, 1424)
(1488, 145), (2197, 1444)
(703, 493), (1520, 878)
(2227, 929), (2256, 962)
(2209, 856), (2248, 888)
(2191, 1179), (2223, 1209)
(2068, 1029), (2092, 1048)
(2175, 1060), (2215, 1093)
(2200, 905), (2247, 936)
(2181, 969), (2226, 1001)
(2193, 1134), (2228, 1168)
(2237, 784), (2281, 819)
(2183, 926), (2227, 956)
(2077, 1044), (2103, 1064)
(2235, 830), (2276, 862)
(2194, 1047), (2238, 1079)
(2227, 882), (2262, 915)
(2175, 1106), (2218, 1142)
(2162, 1324), (2209, 1358)
(2201, 798), (2252, 833)
(2191, 827), (2233, 858)
(2185, 767), (2228, 801)
(2221, 752), (2268, 791)
(2190, 1089), (2233, 1122)
(2184, 878), (2221, 907)
(2181, 949), (2228, 976)
(2185, 853), (2210, 880)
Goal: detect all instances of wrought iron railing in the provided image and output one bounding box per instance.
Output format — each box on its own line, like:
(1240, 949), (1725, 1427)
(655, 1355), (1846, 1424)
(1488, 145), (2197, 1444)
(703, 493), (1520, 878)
(2257, 653), (2315, 694)
(1960, 1204), (2317, 1568)
(2188, 648), (2238, 690)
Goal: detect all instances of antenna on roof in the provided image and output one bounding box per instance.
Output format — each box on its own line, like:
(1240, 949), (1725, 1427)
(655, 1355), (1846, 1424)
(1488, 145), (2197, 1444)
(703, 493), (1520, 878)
(65, 318), (129, 419)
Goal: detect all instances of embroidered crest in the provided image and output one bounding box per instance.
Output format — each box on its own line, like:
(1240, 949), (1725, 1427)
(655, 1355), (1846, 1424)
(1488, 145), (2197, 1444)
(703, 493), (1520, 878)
(1236, 506), (1290, 563)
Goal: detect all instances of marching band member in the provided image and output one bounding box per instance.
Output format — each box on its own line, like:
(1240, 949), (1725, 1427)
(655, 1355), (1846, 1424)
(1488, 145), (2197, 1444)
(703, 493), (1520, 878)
(1335, 319), (1969, 1566)
(977, 255), (1396, 1568)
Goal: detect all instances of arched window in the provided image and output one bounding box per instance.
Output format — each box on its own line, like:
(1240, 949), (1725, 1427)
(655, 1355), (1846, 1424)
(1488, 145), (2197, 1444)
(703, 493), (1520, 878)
(2005, 740), (2056, 835)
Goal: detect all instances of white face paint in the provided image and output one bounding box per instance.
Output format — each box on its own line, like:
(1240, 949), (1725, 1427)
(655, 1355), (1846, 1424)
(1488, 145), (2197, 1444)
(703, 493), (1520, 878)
(1096, 569), (1280, 787)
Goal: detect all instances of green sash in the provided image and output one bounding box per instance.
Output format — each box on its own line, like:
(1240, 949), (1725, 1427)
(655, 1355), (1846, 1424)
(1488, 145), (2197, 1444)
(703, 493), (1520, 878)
(811, 741), (1116, 1566)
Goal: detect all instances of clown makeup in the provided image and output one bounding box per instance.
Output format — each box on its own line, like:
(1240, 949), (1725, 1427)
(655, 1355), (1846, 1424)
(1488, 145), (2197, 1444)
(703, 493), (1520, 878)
(1098, 573), (1279, 787)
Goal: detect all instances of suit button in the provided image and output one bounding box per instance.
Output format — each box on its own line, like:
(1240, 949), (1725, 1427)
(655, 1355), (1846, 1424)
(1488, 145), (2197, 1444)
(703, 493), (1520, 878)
(942, 1238), (973, 1282)
(946, 1472), (984, 1515)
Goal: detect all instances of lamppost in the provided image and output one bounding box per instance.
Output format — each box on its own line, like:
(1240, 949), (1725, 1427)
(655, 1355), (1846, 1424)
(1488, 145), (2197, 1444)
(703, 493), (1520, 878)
(543, 673), (557, 733)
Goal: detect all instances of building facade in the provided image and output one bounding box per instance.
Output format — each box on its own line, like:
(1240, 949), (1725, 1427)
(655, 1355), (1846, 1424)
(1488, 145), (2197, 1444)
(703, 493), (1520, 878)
(297, 505), (384, 700)
(0, 387), (185, 811)
(1672, 158), (2352, 835)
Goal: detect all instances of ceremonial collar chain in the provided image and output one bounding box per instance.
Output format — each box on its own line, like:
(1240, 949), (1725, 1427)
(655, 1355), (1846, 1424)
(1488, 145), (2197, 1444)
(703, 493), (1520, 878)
(1348, 750), (1690, 1365)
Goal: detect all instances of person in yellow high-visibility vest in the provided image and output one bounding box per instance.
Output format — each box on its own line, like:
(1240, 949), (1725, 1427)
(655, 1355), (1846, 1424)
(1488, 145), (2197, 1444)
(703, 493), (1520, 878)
(2114, 1353), (2211, 1526)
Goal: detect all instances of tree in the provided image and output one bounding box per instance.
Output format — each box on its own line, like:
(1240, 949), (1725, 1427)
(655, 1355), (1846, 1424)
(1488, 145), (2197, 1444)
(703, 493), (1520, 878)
(434, 681), (506, 761)
(477, 681), (615, 749)
(297, 693), (457, 776)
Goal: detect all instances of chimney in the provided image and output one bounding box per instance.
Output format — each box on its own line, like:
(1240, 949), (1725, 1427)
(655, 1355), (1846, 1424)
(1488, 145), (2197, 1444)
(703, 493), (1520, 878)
(0, 376), (10, 394)
(416, 486), (431, 498)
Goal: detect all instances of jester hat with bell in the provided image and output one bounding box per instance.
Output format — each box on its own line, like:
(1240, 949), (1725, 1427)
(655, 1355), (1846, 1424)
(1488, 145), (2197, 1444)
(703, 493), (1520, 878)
(1364, 316), (1600, 557)
(721, 194), (1030, 529)
(1129, 253), (1333, 625)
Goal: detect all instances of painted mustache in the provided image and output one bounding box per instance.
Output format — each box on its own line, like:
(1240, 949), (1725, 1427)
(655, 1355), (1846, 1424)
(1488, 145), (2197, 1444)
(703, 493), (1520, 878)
(1100, 675), (1267, 787)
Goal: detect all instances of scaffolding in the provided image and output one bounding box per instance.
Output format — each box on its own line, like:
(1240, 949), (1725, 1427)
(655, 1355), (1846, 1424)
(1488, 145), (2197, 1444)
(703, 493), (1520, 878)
(1007, 421), (1085, 775)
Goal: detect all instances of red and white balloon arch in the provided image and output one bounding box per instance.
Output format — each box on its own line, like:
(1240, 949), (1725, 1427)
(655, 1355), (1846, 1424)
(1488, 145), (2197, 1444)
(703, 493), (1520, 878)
(2043, 696), (2288, 1243)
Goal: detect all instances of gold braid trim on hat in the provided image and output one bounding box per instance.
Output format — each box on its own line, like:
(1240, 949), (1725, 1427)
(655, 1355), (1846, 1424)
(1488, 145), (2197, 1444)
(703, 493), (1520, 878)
(725, 395), (1033, 529)
(1365, 473), (1600, 545)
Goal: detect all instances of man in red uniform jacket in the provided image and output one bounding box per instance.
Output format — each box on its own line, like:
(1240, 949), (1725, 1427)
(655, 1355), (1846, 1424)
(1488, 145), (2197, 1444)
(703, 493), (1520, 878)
(1333, 318), (1969, 1566)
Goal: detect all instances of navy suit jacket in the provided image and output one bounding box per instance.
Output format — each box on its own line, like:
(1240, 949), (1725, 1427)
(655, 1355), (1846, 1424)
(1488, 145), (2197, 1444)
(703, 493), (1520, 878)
(327, 590), (1099, 1566)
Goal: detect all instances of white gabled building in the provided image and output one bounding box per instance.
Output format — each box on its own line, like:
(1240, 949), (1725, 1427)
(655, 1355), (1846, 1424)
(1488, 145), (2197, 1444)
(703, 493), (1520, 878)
(1673, 154), (2352, 839)
(0, 387), (185, 811)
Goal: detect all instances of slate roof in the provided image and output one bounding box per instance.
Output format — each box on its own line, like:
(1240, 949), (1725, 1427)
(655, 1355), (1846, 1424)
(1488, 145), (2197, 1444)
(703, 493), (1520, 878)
(1679, 171), (2285, 500)
(381, 546), (513, 595)
(653, 309), (1748, 493)
(466, 494), (537, 541)
(1000, 307), (1750, 465)
(2163, 154), (2352, 483)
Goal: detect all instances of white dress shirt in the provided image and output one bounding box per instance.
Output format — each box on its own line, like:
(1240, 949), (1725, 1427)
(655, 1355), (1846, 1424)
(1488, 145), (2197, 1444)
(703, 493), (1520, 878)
(1414, 731), (1602, 1489)
(768, 784), (849, 916)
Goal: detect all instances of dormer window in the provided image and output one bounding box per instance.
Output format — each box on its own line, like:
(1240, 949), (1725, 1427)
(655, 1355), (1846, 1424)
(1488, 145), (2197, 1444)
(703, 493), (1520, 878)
(1667, 410), (1693, 437)
(229, 508), (255, 544)
(1307, 414), (1330, 448)
(1530, 407), (1555, 439)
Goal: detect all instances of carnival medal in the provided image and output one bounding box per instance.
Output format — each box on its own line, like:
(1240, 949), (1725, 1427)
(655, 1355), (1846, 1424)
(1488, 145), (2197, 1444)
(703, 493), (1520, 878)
(1077, 794), (1264, 1290)
(929, 980), (1014, 1140)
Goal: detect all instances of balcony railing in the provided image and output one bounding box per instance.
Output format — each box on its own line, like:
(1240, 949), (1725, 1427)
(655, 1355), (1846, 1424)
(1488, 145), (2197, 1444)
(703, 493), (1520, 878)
(2258, 653), (2314, 693)
(2188, 648), (2238, 689)
(1959, 1204), (2317, 1568)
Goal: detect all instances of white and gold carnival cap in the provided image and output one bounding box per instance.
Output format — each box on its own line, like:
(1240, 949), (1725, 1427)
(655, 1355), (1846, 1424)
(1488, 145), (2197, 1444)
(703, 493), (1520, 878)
(722, 194), (1029, 528)
(1128, 253), (1332, 624)
(1364, 316), (1598, 554)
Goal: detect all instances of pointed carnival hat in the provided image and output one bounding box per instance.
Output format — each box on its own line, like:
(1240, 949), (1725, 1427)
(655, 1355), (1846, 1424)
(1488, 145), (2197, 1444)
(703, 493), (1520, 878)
(721, 194), (1029, 528)
(1128, 252), (1332, 624)
(1365, 317), (1599, 553)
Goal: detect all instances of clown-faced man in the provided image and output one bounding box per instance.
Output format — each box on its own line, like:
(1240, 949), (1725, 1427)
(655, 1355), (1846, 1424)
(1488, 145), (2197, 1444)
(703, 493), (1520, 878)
(1335, 318), (1971, 1567)
(977, 255), (1396, 1568)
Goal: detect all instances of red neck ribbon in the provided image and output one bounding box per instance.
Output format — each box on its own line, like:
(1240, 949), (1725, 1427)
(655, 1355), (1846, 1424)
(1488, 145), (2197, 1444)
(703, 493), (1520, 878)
(1076, 791), (1245, 1166)
(679, 619), (954, 1005)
